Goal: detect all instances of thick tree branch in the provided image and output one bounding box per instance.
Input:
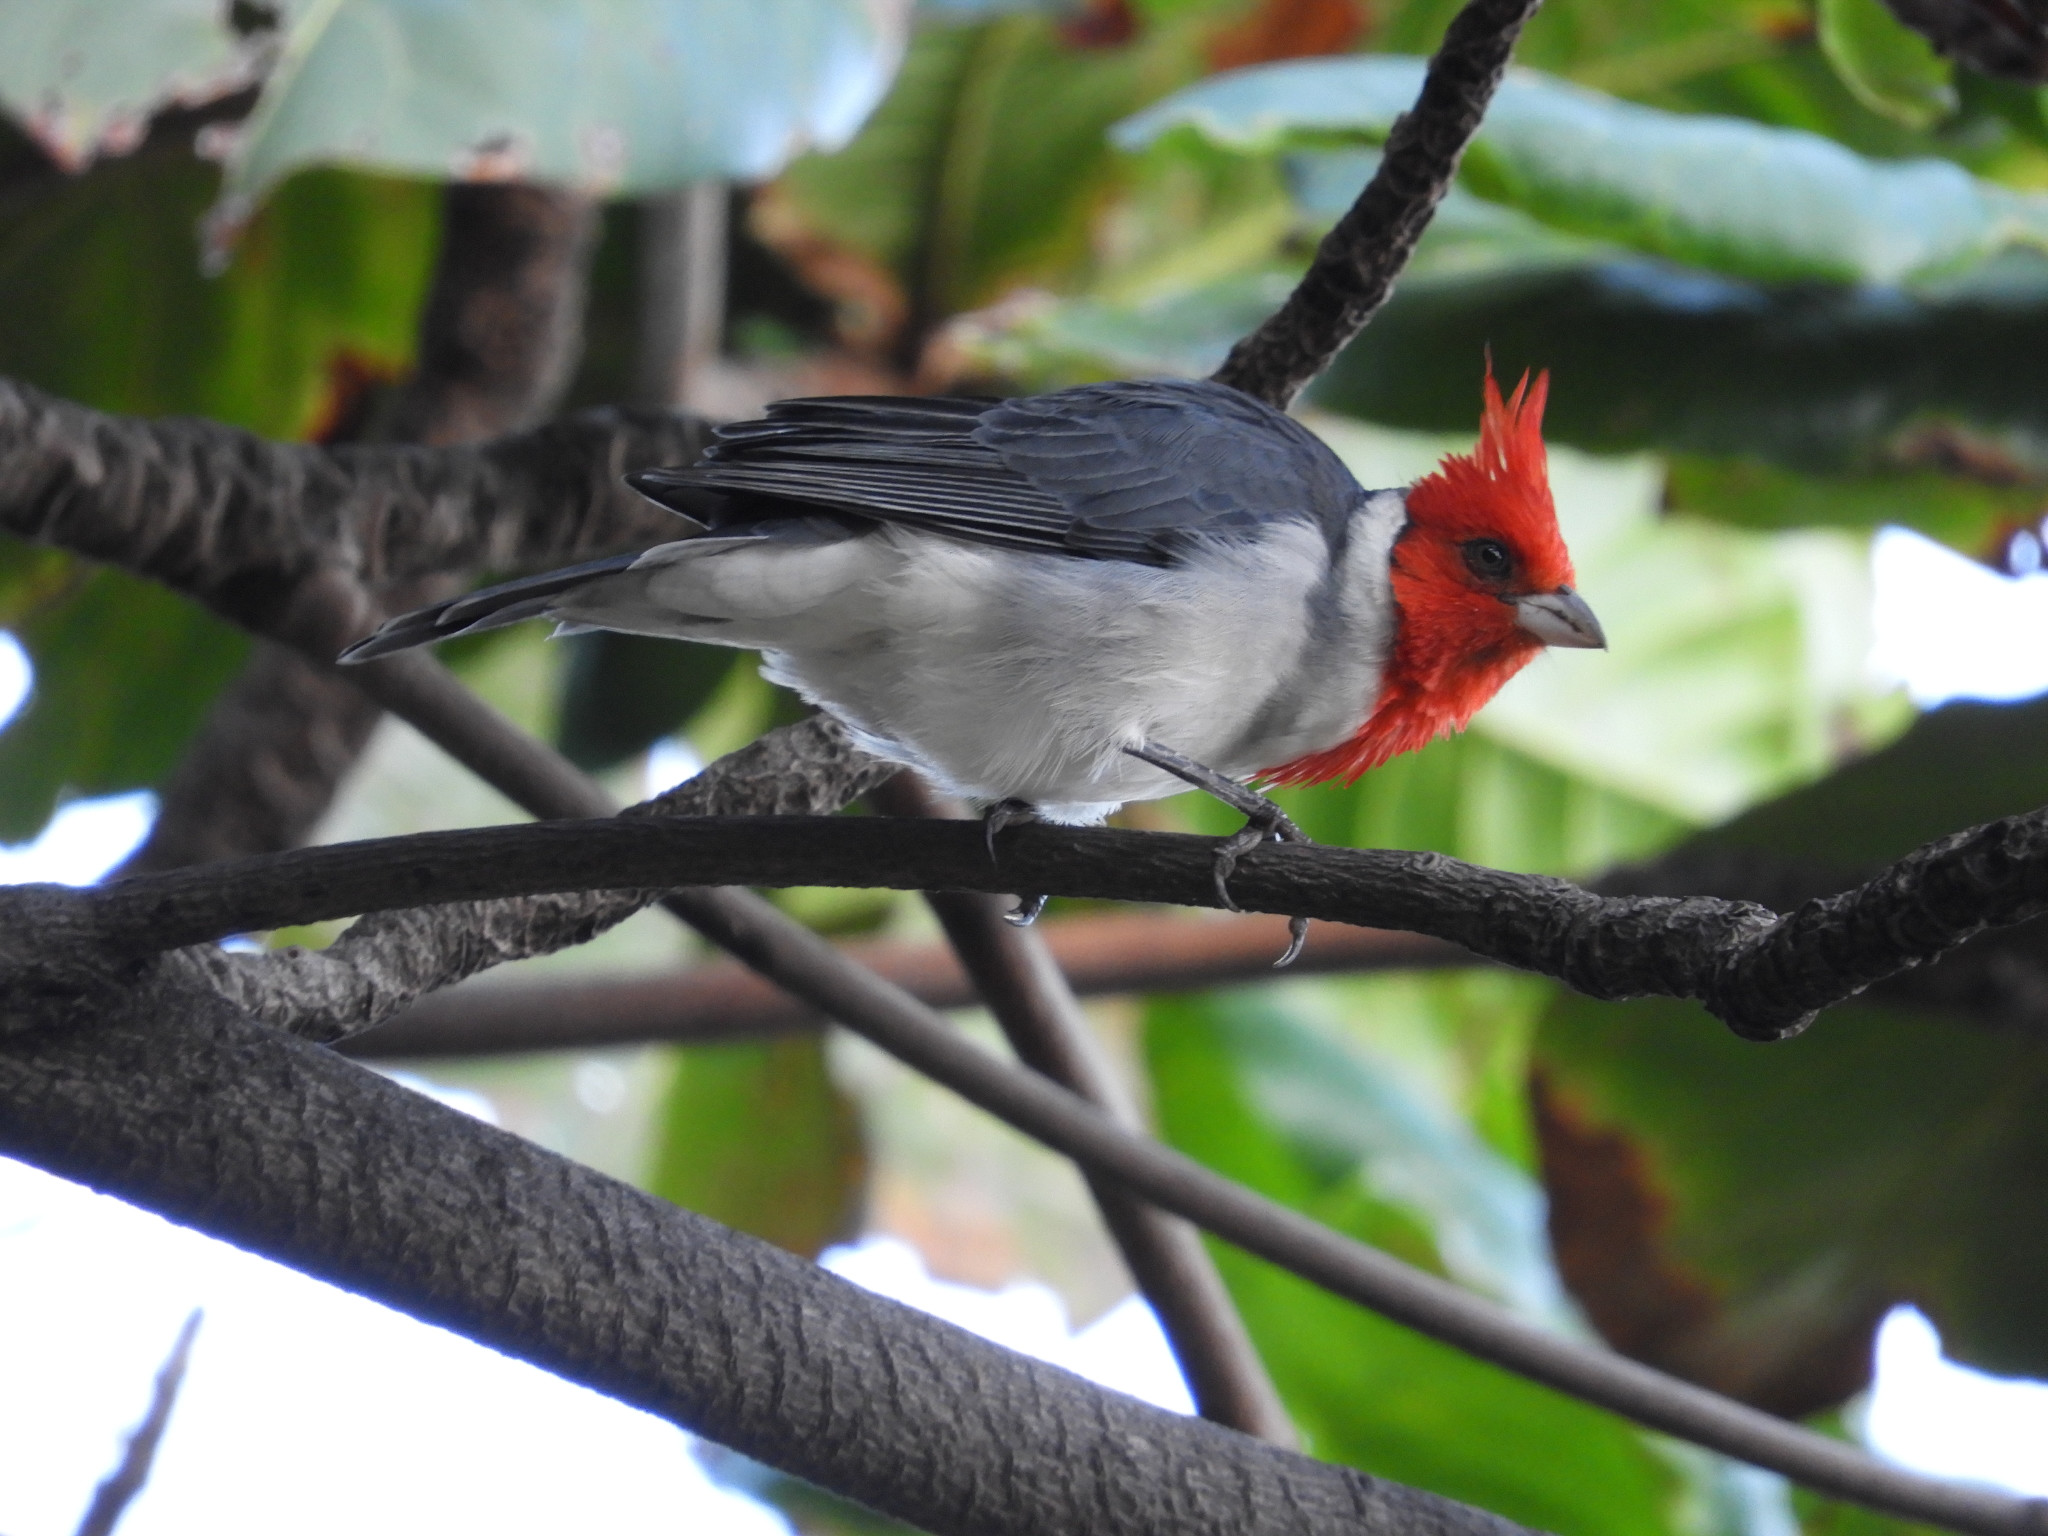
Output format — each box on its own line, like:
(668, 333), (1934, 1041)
(0, 987), (1526, 1536)
(8, 901), (2039, 1534)
(872, 772), (1298, 1449)
(37, 804), (2048, 1043)
(1210, 0), (1543, 407)
(354, 913), (1462, 1058)
(0, 378), (698, 633)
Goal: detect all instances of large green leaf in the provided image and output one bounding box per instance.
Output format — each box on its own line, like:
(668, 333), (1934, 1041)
(0, 558), (247, 840)
(0, 150), (437, 435)
(1534, 989), (2048, 1392)
(1144, 986), (1698, 1536)
(217, 0), (911, 224)
(1116, 57), (2048, 284)
(1816, 0), (1956, 130)
(0, 1), (267, 170)
(0, 151), (436, 836)
(768, 12), (1178, 334)
(647, 1036), (867, 1260)
(1311, 259), (2048, 483)
(555, 634), (741, 773)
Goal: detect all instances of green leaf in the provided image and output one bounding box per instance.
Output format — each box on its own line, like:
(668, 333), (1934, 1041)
(647, 1037), (867, 1260)
(0, 0), (266, 170)
(1117, 57), (2048, 283)
(1309, 258), (2048, 484)
(218, 0), (910, 221)
(555, 633), (740, 773)
(1817, 0), (1957, 131)
(1663, 457), (2024, 553)
(1686, 693), (2048, 871)
(0, 152), (437, 836)
(1143, 987), (1694, 1536)
(769, 12), (1175, 328)
(0, 150), (438, 436)
(0, 558), (248, 840)
(1534, 988), (2048, 1391)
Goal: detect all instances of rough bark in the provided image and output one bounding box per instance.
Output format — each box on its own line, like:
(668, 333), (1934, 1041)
(0, 984), (1532, 1536)
(872, 772), (1298, 1449)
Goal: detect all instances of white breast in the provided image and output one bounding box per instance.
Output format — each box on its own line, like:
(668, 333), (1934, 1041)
(759, 491), (1409, 821)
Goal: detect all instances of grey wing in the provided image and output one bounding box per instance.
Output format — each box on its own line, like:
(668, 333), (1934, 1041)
(628, 379), (1365, 567)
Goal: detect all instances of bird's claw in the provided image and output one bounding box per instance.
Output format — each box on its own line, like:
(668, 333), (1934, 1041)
(1209, 806), (1310, 964)
(983, 797), (1035, 864)
(1004, 893), (1049, 928)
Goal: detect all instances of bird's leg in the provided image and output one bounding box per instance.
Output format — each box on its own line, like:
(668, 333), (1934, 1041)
(1124, 740), (1311, 967)
(981, 798), (1048, 928)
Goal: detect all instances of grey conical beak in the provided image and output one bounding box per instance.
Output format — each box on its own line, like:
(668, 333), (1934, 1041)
(1514, 587), (1606, 650)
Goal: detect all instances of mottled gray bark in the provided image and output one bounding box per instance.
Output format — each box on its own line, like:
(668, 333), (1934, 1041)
(0, 983), (1531, 1536)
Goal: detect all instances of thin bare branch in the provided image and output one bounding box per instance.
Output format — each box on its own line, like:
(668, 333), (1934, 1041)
(354, 913), (1460, 1057)
(72, 1309), (202, 1536)
(42, 802), (2048, 1043)
(872, 772), (1297, 1448)
(1211, 0), (1544, 407)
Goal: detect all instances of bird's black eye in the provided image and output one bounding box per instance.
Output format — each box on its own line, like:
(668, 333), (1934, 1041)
(1462, 538), (1514, 583)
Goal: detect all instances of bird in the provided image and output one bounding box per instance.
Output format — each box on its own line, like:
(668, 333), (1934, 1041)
(342, 365), (1603, 962)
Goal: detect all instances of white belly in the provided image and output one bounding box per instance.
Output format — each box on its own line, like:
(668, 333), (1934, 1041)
(760, 509), (1404, 821)
(556, 497), (1407, 821)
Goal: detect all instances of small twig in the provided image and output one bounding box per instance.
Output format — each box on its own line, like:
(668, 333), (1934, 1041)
(1210, 0), (1544, 407)
(73, 1309), (202, 1536)
(872, 773), (1297, 1448)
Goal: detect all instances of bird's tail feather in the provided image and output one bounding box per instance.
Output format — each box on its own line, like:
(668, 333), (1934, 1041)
(338, 551), (646, 663)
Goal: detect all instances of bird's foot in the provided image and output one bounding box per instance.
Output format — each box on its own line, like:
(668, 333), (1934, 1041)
(1123, 740), (1312, 967)
(981, 799), (1046, 927)
(982, 797), (1036, 863)
(1002, 892), (1049, 928)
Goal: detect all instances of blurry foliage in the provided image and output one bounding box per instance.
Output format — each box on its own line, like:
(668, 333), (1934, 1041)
(649, 1036), (868, 1259)
(0, 136), (437, 835)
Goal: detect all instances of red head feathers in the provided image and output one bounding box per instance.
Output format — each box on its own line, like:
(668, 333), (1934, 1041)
(1263, 364), (1600, 788)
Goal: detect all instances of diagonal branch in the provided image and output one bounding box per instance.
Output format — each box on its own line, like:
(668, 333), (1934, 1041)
(354, 912), (1461, 1058)
(39, 801), (2048, 1043)
(871, 772), (1298, 1448)
(1210, 0), (1544, 407)
(72, 1308), (202, 1536)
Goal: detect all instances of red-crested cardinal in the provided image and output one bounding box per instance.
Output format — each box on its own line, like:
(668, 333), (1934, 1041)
(344, 366), (1602, 958)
